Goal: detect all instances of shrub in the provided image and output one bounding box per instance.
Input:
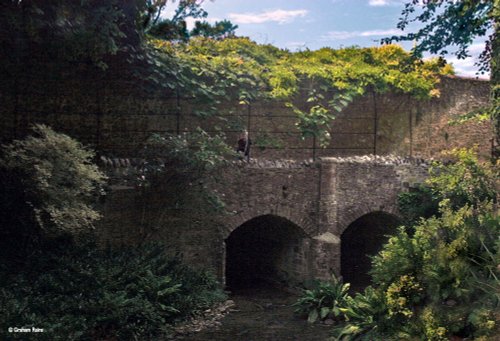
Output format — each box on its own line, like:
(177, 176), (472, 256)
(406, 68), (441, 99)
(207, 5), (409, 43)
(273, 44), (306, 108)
(397, 185), (440, 228)
(427, 149), (498, 209)
(334, 149), (499, 340)
(0, 124), (106, 238)
(331, 286), (403, 340)
(293, 274), (349, 323)
(0, 241), (226, 340)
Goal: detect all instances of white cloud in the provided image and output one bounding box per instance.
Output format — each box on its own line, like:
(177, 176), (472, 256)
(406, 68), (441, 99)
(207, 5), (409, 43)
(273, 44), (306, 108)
(184, 17), (221, 30)
(322, 31), (357, 40)
(467, 42), (487, 55)
(447, 56), (487, 78)
(286, 41), (307, 50)
(368, 0), (405, 6)
(360, 29), (401, 37)
(321, 29), (400, 41)
(229, 9), (308, 25)
(369, 0), (389, 6)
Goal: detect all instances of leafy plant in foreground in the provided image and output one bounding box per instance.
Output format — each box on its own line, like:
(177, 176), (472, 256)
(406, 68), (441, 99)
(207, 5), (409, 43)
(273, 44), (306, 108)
(0, 242), (226, 340)
(293, 274), (350, 323)
(0, 125), (107, 269)
(331, 286), (402, 341)
(335, 149), (499, 340)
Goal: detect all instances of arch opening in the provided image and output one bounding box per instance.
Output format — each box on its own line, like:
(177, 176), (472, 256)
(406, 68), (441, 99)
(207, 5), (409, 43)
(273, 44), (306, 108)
(225, 215), (308, 291)
(341, 211), (400, 292)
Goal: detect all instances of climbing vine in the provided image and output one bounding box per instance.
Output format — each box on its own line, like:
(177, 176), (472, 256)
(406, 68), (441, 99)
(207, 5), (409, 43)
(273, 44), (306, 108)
(149, 37), (453, 145)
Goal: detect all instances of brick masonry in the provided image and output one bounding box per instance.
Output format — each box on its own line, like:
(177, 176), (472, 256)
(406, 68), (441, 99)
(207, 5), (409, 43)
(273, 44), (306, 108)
(98, 156), (430, 285)
(1, 76), (492, 160)
(1, 74), (491, 286)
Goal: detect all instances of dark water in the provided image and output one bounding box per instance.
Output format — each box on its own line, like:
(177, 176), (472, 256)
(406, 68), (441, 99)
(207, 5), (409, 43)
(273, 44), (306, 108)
(183, 286), (333, 341)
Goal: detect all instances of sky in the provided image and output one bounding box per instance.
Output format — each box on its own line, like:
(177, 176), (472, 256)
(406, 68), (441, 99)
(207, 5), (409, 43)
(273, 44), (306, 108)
(179, 0), (489, 79)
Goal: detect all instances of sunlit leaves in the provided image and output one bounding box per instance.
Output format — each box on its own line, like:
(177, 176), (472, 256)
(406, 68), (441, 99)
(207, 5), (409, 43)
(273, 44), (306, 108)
(149, 36), (451, 144)
(0, 125), (107, 236)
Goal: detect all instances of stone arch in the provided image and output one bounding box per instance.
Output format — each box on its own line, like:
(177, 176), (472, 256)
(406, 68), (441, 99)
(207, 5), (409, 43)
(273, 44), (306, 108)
(221, 206), (316, 240)
(224, 214), (311, 290)
(340, 211), (401, 292)
(337, 203), (399, 236)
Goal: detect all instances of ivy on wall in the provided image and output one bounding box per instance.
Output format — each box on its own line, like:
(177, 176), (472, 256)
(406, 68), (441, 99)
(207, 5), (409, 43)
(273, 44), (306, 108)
(149, 37), (453, 145)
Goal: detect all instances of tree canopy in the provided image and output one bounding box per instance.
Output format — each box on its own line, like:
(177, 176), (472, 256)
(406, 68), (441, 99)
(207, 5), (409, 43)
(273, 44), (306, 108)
(383, 0), (497, 75)
(140, 0), (238, 41)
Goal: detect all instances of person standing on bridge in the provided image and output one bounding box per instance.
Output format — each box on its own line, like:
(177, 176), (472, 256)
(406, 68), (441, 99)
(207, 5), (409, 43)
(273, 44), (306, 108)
(236, 130), (251, 161)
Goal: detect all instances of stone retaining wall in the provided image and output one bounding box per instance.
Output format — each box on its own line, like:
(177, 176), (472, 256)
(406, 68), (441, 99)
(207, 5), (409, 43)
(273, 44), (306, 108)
(0, 76), (491, 160)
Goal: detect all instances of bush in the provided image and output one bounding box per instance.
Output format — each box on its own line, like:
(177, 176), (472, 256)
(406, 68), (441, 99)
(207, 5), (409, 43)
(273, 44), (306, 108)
(427, 149), (498, 209)
(335, 149), (500, 340)
(397, 185), (440, 228)
(293, 274), (350, 323)
(331, 286), (403, 340)
(0, 125), (106, 238)
(0, 241), (226, 340)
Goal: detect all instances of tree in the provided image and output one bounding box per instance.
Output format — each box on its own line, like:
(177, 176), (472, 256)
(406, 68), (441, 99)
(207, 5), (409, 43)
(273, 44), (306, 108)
(0, 0), (129, 71)
(140, 0), (238, 41)
(190, 19), (238, 40)
(0, 125), (106, 239)
(384, 1), (495, 72)
(383, 0), (500, 160)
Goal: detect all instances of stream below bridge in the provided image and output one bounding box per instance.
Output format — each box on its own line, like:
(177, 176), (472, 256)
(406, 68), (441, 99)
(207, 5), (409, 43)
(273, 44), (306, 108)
(174, 286), (333, 341)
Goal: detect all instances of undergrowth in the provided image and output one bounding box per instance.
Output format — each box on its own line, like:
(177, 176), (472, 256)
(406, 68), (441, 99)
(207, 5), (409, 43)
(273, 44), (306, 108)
(0, 241), (226, 340)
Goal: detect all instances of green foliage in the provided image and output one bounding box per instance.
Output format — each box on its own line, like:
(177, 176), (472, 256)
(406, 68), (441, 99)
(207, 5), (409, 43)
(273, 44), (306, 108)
(147, 129), (234, 174)
(331, 286), (402, 340)
(140, 0), (237, 41)
(118, 129), (232, 239)
(427, 149), (498, 209)
(337, 149), (500, 340)
(385, 274), (424, 319)
(383, 0), (495, 74)
(190, 19), (238, 40)
(398, 185), (441, 227)
(150, 37), (452, 145)
(293, 274), (350, 324)
(0, 0), (128, 71)
(0, 125), (106, 237)
(370, 227), (419, 289)
(0, 241), (226, 340)
(136, 128), (234, 188)
(252, 132), (284, 150)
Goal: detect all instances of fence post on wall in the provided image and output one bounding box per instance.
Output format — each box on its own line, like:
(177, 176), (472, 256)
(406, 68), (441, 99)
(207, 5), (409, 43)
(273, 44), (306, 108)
(313, 136), (316, 161)
(95, 77), (102, 151)
(13, 72), (19, 140)
(247, 103), (251, 161)
(372, 89), (378, 156)
(409, 94), (413, 157)
(176, 86), (181, 135)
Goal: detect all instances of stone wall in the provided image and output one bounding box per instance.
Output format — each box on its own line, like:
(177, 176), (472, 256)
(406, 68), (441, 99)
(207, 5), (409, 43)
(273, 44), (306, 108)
(0, 76), (491, 160)
(2, 68), (490, 287)
(98, 156), (429, 285)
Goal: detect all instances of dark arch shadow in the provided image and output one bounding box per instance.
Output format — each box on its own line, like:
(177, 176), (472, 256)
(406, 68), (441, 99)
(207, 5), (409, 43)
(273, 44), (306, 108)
(341, 211), (401, 292)
(225, 215), (308, 292)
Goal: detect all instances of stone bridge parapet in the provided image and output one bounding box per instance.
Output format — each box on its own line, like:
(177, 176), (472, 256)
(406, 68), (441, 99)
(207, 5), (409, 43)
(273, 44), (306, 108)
(98, 154), (430, 283)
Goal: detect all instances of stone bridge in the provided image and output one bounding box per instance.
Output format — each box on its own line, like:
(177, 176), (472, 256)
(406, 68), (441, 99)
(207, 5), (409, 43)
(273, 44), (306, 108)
(214, 156), (428, 289)
(100, 155), (429, 290)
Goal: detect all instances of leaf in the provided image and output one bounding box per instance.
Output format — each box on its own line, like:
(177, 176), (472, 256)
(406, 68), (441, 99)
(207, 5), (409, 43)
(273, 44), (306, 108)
(320, 306), (331, 319)
(307, 309), (319, 323)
